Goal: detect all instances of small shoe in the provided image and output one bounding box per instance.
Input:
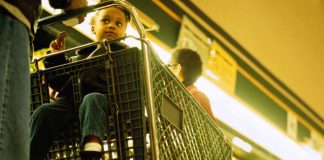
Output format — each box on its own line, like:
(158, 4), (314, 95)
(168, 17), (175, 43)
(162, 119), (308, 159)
(80, 150), (103, 160)
(80, 142), (103, 160)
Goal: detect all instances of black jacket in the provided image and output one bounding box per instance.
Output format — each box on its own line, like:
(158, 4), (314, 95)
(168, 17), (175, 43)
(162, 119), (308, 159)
(44, 42), (128, 101)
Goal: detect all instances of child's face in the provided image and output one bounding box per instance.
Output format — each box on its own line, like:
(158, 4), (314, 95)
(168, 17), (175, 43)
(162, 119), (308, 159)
(91, 7), (128, 41)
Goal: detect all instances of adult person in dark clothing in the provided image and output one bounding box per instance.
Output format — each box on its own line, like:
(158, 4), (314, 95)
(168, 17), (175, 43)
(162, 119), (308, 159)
(0, 0), (87, 159)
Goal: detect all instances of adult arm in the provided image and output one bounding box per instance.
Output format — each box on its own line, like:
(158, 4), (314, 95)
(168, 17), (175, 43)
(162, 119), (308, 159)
(49, 0), (88, 23)
(49, 0), (87, 10)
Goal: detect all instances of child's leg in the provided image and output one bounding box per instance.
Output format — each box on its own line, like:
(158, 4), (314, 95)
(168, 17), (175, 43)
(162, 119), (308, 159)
(30, 100), (75, 160)
(79, 92), (109, 150)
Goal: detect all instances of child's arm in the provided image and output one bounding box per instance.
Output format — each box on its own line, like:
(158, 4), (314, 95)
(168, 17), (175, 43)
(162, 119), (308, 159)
(43, 32), (71, 94)
(44, 32), (69, 68)
(49, 0), (88, 24)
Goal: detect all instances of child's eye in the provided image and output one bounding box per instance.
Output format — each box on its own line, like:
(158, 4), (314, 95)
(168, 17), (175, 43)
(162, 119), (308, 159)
(116, 21), (123, 27)
(101, 18), (110, 24)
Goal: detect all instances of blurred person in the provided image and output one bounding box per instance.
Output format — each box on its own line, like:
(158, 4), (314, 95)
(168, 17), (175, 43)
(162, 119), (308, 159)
(0, 0), (87, 159)
(170, 48), (217, 123)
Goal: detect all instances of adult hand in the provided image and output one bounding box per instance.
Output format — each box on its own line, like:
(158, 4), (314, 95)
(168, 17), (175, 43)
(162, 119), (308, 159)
(64, 0), (88, 23)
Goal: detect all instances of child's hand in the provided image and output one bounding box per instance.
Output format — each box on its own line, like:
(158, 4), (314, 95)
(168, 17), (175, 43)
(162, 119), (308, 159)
(50, 32), (67, 53)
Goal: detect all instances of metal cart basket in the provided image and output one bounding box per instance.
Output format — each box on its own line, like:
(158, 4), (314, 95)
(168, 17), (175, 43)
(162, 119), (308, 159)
(31, 1), (232, 159)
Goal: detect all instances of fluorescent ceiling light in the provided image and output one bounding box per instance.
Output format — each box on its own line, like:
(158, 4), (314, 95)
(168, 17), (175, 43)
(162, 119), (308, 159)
(232, 137), (252, 153)
(205, 69), (220, 81)
(303, 145), (322, 160)
(195, 77), (321, 160)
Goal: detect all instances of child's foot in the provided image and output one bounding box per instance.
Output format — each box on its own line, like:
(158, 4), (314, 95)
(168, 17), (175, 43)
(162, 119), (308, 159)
(80, 142), (103, 160)
(84, 142), (102, 152)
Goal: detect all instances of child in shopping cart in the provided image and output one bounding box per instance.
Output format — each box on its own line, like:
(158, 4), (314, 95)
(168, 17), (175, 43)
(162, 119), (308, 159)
(30, 4), (131, 160)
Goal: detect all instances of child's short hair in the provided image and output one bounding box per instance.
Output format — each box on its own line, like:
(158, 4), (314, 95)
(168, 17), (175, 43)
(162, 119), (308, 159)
(115, 5), (131, 22)
(170, 48), (203, 86)
(90, 5), (131, 25)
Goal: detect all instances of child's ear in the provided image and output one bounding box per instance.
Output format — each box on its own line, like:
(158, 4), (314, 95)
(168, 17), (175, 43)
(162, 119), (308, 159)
(91, 25), (95, 34)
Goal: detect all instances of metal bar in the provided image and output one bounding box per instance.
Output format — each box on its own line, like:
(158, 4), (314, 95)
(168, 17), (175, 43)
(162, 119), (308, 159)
(34, 36), (126, 62)
(116, 1), (160, 159)
(38, 0), (115, 27)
